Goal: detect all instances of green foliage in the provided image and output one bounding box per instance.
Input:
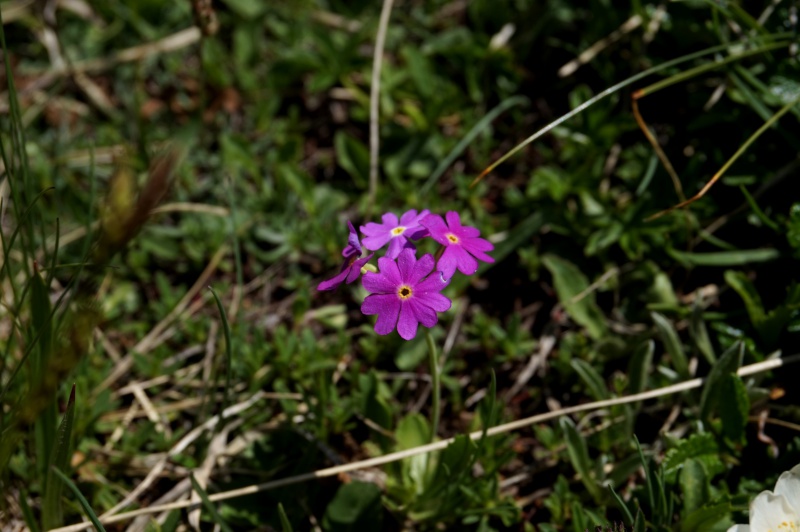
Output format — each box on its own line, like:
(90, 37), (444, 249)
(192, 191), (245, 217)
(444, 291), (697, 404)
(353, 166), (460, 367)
(2, 0), (800, 530)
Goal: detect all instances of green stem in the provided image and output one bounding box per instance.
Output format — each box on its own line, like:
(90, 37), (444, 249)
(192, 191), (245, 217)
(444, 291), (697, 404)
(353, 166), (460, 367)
(425, 329), (440, 443)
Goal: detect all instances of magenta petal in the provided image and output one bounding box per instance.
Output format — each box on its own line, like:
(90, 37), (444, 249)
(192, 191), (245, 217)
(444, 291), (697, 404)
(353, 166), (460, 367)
(408, 298), (437, 328)
(396, 248), (418, 282)
(362, 294), (400, 335)
(360, 221), (388, 236)
(399, 209), (419, 225)
(463, 236), (493, 252)
(377, 256), (402, 285)
(445, 211), (462, 230)
(386, 235), (408, 259)
(462, 243), (494, 264)
(342, 221), (362, 257)
(452, 245), (479, 275)
(362, 270), (396, 293)
(455, 226), (480, 238)
(420, 214), (450, 245)
(416, 269), (449, 294)
(345, 253), (374, 284)
(408, 253), (434, 285)
(396, 302), (419, 340)
(381, 212), (399, 227)
(362, 232), (393, 251)
(416, 291), (451, 312)
(317, 268), (350, 291)
(408, 226), (430, 240)
(436, 246), (459, 279)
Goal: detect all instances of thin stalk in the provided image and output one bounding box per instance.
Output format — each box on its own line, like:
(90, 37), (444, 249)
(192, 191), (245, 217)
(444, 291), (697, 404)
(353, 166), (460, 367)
(471, 37), (792, 187)
(425, 329), (440, 443)
(646, 93), (800, 221)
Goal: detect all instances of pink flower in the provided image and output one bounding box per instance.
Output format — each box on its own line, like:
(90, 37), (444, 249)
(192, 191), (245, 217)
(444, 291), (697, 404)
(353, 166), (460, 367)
(360, 209), (430, 259)
(420, 211), (494, 279)
(318, 221), (374, 291)
(361, 249), (451, 340)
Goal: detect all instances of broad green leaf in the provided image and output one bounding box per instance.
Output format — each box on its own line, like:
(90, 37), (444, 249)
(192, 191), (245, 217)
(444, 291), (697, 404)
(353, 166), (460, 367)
(668, 247), (779, 267)
(559, 417), (601, 502)
(699, 342), (744, 424)
(680, 502), (733, 532)
(720, 374), (750, 443)
(395, 414), (431, 493)
(651, 312), (689, 380)
(323, 481), (382, 532)
(42, 385), (76, 530)
(543, 255), (607, 340)
(571, 359), (609, 400)
(663, 433), (724, 484)
(679, 458), (708, 515)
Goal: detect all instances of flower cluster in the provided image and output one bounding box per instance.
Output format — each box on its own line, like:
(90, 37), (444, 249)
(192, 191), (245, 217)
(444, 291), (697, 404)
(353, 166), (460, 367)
(729, 463), (800, 532)
(318, 210), (494, 340)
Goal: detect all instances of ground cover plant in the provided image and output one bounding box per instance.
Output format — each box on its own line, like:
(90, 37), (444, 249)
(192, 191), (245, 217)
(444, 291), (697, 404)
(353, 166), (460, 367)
(2, 0), (800, 530)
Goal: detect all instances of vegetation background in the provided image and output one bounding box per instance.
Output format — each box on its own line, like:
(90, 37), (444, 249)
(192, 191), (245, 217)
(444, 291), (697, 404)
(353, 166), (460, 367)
(2, 0), (800, 530)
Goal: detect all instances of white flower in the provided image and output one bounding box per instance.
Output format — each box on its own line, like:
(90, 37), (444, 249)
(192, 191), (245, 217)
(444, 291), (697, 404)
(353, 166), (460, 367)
(729, 464), (800, 532)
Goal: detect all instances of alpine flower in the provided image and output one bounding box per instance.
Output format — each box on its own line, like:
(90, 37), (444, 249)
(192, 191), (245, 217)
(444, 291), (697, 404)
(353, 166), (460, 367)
(728, 463), (800, 532)
(360, 209), (430, 259)
(318, 221), (374, 291)
(361, 248), (451, 340)
(420, 211), (494, 280)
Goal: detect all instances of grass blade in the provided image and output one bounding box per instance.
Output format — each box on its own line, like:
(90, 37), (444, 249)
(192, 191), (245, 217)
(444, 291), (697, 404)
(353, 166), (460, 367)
(420, 95), (528, 194)
(699, 342), (744, 424)
(651, 312), (689, 380)
(208, 286), (233, 417)
(190, 473), (234, 532)
(278, 502), (294, 532)
(42, 385), (76, 530)
(52, 466), (105, 532)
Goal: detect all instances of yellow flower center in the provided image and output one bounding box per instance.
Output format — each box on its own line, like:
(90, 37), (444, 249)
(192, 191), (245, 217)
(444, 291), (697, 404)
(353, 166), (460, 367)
(391, 226), (406, 236)
(398, 285), (413, 299)
(446, 233), (459, 244)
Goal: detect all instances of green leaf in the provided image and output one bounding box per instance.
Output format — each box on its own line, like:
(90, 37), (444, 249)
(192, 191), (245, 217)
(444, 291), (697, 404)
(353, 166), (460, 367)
(668, 247), (779, 267)
(322, 481), (383, 531)
(680, 502), (733, 532)
(559, 416), (602, 502)
(190, 473), (234, 532)
(699, 342), (744, 424)
(52, 467), (105, 532)
(628, 340), (654, 396)
(542, 255), (607, 340)
(209, 286), (233, 416)
(679, 458), (708, 515)
(571, 359), (609, 400)
(663, 433), (724, 484)
(395, 414), (431, 493)
(334, 131), (369, 188)
(633, 507), (646, 532)
(42, 384), (75, 530)
(651, 312), (689, 380)
(724, 270), (766, 324)
(608, 484), (635, 525)
(278, 503), (293, 532)
(689, 301), (716, 364)
(719, 374), (750, 443)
